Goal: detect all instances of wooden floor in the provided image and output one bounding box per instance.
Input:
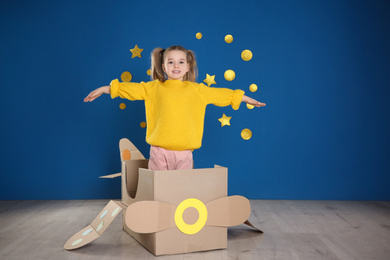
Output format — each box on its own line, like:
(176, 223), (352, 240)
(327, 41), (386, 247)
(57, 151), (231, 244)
(0, 200), (389, 260)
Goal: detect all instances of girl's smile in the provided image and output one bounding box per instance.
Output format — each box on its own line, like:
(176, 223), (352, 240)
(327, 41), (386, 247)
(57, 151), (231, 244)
(163, 50), (189, 81)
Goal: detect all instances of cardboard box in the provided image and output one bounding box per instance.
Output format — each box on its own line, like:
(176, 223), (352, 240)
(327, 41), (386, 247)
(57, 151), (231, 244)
(122, 166), (229, 255)
(64, 138), (262, 255)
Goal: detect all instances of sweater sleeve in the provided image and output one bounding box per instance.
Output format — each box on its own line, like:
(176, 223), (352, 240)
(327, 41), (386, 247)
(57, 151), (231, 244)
(198, 83), (245, 110)
(110, 79), (152, 100)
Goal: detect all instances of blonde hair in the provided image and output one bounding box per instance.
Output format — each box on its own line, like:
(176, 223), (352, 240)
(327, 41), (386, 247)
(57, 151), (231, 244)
(151, 45), (198, 82)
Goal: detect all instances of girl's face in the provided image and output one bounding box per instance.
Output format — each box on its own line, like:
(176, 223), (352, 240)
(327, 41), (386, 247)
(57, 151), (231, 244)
(162, 50), (189, 81)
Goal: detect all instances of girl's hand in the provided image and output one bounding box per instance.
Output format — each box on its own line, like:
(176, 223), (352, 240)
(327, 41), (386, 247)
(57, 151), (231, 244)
(84, 86), (110, 102)
(242, 95), (266, 107)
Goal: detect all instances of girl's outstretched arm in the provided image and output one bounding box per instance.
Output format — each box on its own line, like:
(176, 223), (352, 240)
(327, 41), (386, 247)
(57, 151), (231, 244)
(84, 86), (110, 102)
(242, 95), (266, 107)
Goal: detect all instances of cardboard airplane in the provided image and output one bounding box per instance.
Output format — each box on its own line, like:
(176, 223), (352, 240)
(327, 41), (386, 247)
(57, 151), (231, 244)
(64, 138), (262, 256)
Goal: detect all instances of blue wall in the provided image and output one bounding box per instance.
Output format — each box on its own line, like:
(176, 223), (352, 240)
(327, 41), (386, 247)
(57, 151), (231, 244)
(1, 0), (389, 200)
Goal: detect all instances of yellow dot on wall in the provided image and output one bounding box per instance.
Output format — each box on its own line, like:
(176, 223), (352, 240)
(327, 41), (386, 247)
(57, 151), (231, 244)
(246, 103), (254, 110)
(249, 84), (258, 92)
(119, 103), (126, 110)
(241, 128), (252, 140)
(196, 32), (202, 39)
(147, 69), (151, 76)
(224, 69), (236, 81)
(140, 121), (146, 128)
(241, 50), (253, 61)
(121, 71), (132, 82)
(225, 34), (233, 43)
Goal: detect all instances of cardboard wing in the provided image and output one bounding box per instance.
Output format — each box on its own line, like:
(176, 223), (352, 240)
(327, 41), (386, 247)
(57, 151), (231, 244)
(99, 173), (121, 178)
(64, 200), (126, 250)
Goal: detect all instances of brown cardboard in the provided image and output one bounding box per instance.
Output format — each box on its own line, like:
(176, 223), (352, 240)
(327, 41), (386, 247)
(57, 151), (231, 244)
(125, 195), (251, 233)
(99, 173), (121, 178)
(121, 166), (229, 255)
(121, 159), (149, 203)
(64, 200), (125, 250)
(119, 138), (145, 160)
(64, 138), (262, 256)
(125, 201), (176, 233)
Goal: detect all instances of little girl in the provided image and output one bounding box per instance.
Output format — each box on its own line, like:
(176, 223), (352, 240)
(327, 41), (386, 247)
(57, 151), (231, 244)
(84, 45), (266, 171)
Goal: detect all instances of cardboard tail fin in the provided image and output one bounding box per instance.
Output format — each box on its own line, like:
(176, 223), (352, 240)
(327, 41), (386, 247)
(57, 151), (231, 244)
(64, 200), (126, 250)
(119, 138), (145, 160)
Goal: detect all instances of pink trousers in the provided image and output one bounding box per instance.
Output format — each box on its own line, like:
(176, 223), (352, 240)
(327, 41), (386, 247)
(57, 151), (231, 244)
(148, 146), (193, 171)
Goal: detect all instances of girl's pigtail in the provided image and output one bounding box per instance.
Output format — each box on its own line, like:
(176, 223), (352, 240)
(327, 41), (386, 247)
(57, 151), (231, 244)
(186, 50), (198, 82)
(151, 47), (165, 82)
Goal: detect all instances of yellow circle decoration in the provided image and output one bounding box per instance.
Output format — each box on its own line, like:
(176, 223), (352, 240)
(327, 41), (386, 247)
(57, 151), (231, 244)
(241, 50), (253, 61)
(121, 71), (132, 82)
(241, 128), (252, 140)
(146, 69), (151, 76)
(175, 198), (208, 235)
(246, 103), (254, 110)
(119, 103), (126, 110)
(249, 84), (258, 92)
(224, 69), (236, 81)
(140, 121), (146, 128)
(225, 34), (233, 43)
(196, 32), (203, 39)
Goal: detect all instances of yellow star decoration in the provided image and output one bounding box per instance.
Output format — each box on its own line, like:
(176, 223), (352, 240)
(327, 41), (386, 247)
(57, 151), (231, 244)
(218, 113), (232, 127)
(203, 74), (217, 86)
(130, 44), (143, 58)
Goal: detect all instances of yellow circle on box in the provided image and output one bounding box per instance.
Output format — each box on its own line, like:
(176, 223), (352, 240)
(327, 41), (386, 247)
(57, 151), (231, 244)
(225, 34), (233, 43)
(140, 121), (146, 128)
(121, 71), (132, 82)
(146, 69), (151, 76)
(175, 198), (208, 235)
(196, 32), (202, 39)
(241, 50), (253, 61)
(249, 84), (258, 92)
(224, 70), (236, 81)
(119, 103), (126, 110)
(241, 128), (252, 140)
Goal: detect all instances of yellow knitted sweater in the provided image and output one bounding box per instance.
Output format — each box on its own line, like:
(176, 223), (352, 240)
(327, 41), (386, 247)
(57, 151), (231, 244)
(110, 79), (245, 151)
